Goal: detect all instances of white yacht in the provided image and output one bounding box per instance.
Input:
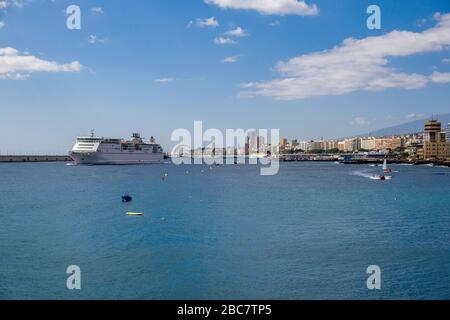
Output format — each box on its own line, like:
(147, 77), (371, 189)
(70, 131), (164, 165)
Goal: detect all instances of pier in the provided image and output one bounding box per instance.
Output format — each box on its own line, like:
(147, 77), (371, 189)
(0, 155), (71, 163)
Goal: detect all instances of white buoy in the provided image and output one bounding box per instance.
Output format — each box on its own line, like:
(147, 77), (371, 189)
(127, 212), (144, 216)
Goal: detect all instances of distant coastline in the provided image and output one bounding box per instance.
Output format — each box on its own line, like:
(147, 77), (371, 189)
(2, 154), (450, 167)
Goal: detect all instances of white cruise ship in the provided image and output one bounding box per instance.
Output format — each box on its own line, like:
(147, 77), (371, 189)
(70, 132), (164, 165)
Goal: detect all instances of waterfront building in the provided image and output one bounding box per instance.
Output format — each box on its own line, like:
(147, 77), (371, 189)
(347, 139), (356, 152)
(257, 136), (265, 153)
(279, 138), (288, 151)
(339, 138), (359, 153)
(403, 134), (421, 147)
(359, 137), (402, 151)
(447, 123), (450, 142)
(421, 119), (450, 160)
(323, 140), (339, 151)
(310, 141), (324, 151)
(225, 147), (237, 156)
(247, 132), (256, 154)
(374, 137), (403, 151)
(245, 136), (250, 156)
(406, 142), (423, 161)
(237, 146), (247, 156)
(243, 133), (267, 155)
(360, 138), (376, 151)
(298, 141), (311, 152)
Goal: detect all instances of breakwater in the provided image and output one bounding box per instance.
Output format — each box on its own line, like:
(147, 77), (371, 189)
(0, 155), (71, 163)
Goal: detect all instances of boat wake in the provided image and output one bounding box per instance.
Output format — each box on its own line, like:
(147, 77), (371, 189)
(369, 175), (392, 180)
(352, 171), (373, 179)
(351, 170), (392, 181)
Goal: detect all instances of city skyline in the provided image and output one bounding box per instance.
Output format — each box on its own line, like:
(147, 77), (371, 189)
(1, 0), (450, 154)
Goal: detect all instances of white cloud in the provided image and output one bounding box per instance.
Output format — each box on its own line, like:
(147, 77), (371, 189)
(0, 47), (17, 55)
(0, 21), (5, 29)
(225, 27), (248, 37)
(406, 113), (424, 120)
(214, 37), (237, 45)
(222, 55), (242, 63)
(88, 35), (106, 44)
(0, 0), (26, 9)
(204, 0), (319, 16)
(12, 0), (25, 8)
(350, 117), (371, 126)
(0, 47), (82, 80)
(154, 77), (175, 84)
(242, 13), (450, 100)
(190, 16), (220, 28)
(91, 7), (104, 14)
(431, 71), (450, 84)
(442, 58), (450, 63)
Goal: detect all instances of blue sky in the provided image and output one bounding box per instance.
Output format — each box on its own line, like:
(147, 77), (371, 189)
(1, 0), (450, 154)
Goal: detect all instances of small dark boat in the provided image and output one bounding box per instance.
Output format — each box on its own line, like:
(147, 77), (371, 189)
(122, 195), (133, 203)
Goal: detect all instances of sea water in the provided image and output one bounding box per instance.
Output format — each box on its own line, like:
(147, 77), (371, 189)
(0, 162), (449, 299)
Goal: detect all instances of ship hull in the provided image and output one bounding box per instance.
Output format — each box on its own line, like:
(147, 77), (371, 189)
(70, 152), (164, 165)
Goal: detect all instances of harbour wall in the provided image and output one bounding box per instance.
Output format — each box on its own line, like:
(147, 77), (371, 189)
(0, 155), (71, 163)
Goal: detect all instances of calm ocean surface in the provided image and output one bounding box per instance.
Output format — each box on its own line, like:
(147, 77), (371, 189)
(0, 162), (449, 300)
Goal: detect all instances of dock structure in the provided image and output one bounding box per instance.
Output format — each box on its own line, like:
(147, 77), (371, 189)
(0, 155), (71, 163)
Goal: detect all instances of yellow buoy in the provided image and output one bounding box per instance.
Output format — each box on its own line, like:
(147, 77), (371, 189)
(127, 212), (144, 216)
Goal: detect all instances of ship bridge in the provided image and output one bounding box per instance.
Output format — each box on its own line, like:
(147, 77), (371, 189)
(72, 137), (102, 153)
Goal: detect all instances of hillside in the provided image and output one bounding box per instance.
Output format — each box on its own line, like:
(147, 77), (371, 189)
(359, 114), (450, 137)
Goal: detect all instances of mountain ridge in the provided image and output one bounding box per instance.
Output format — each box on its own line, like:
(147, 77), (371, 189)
(356, 113), (450, 138)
